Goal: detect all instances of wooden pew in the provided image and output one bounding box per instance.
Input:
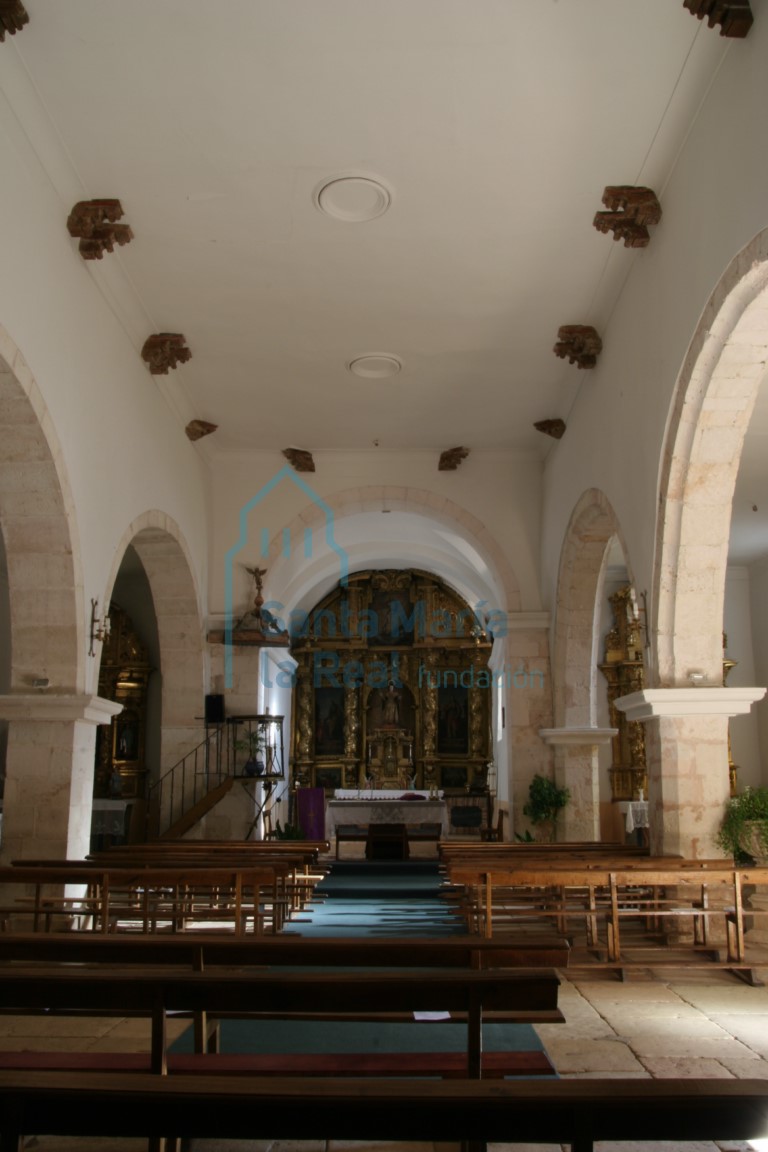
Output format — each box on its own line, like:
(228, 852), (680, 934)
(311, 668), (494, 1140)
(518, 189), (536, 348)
(0, 865), (293, 935)
(1, 1071), (767, 1152)
(446, 862), (768, 983)
(0, 930), (571, 971)
(0, 965), (563, 1082)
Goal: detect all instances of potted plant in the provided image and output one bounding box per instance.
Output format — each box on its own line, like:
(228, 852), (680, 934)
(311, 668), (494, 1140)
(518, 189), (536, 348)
(523, 773), (570, 842)
(234, 728), (266, 777)
(717, 786), (768, 864)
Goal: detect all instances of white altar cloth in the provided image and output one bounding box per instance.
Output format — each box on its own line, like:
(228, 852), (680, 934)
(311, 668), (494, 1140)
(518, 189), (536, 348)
(333, 789), (443, 800)
(624, 800), (649, 834)
(326, 798), (449, 837)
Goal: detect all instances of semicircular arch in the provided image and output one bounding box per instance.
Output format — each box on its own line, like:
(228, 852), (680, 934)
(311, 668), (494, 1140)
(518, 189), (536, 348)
(655, 228), (768, 686)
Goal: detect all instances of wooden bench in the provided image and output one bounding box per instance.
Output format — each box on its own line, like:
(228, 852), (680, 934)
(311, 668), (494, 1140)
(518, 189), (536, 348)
(446, 861), (768, 983)
(0, 964), (563, 1082)
(0, 929), (572, 971)
(0, 865), (295, 935)
(1, 1071), (767, 1152)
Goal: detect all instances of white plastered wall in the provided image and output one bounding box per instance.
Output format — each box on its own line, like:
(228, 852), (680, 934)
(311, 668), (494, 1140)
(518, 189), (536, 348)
(541, 13), (768, 641)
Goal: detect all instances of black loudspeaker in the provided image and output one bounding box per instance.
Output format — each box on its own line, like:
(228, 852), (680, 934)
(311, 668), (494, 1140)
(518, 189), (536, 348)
(205, 694), (225, 724)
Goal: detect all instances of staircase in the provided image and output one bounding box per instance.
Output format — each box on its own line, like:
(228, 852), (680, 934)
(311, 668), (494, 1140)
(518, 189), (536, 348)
(145, 726), (233, 840)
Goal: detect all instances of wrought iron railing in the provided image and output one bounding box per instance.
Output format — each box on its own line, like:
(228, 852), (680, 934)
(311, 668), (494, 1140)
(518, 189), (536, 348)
(145, 725), (232, 839)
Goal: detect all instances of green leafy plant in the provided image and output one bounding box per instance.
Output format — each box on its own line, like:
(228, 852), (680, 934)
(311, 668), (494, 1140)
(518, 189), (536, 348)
(716, 786), (768, 863)
(523, 774), (570, 842)
(514, 828), (536, 843)
(234, 728), (266, 775)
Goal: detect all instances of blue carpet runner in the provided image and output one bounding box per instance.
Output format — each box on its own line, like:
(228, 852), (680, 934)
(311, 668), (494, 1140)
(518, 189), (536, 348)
(285, 860), (464, 937)
(171, 859), (552, 1072)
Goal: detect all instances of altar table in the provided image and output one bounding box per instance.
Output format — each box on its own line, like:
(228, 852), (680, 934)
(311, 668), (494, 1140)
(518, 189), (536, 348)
(326, 798), (449, 838)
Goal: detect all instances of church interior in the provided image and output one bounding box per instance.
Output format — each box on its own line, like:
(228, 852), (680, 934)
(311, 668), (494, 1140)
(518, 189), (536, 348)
(2, 1), (768, 1149)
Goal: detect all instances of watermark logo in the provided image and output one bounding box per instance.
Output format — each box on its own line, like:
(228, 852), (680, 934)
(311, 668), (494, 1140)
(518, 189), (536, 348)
(225, 466), (544, 691)
(224, 464), (349, 689)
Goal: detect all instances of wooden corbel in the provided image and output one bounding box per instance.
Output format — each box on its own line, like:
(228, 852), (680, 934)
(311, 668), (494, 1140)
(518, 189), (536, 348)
(593, 186), (661, 248)
(141, 334), (192, 375)
(66, 200), (134, 260)
(683, 1), (753, 36)
(186, 420), (217, 442)
(439, 446), (469, 471)
(0, 1), (29, 41)
(553, 326), (602, 370)
(534, 419), (566, 440)
(283, 448), (315, 473)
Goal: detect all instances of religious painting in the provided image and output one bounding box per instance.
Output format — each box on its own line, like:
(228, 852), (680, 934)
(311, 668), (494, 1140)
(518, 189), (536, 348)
(367, 683), (415, 734)
(367, 590), (414, 646)
(437, 685), (468, 755)
(314, 686), (345, 756)
(441, 763), (468, 789)
(114, 709), (140, 763)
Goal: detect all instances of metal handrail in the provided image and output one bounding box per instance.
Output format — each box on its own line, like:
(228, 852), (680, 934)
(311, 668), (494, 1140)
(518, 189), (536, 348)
(145, 725), (232, 839)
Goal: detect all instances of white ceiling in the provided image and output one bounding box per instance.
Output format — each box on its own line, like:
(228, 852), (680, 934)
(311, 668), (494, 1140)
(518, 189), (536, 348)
(10, 1), (767, 561)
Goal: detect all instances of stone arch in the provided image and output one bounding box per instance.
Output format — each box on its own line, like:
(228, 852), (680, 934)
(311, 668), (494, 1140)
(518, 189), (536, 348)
(267, 485), (521, 616)
(0, 325), (82, 693)
(655, 229), (768, 687)
(552, 488), (631, 728)
(106, 513), (205, 772)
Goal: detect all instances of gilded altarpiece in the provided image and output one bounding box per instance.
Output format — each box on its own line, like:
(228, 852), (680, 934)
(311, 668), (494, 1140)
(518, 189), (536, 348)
(599, 586), (647, 802)
(290, 570), (492, 794)
(94, 604), (151, 800)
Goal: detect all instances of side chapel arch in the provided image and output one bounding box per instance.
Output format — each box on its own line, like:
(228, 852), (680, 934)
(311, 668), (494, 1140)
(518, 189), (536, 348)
(645, 230), (768, 857)
(107, 516), (205, 775)
(655, 229), (768, 686)
(0, 325), (93, 861)
(548, 489), (634, 840)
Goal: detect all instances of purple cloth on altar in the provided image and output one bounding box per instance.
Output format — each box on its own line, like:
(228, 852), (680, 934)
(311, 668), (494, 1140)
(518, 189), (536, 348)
(296, 787), (325, 839)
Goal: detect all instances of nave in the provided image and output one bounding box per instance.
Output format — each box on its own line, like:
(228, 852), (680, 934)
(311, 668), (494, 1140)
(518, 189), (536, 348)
(2, 852), (768, 1152)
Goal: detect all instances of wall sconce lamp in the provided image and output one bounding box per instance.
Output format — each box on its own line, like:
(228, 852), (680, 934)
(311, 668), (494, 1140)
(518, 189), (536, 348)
(89, 598), (111, 656)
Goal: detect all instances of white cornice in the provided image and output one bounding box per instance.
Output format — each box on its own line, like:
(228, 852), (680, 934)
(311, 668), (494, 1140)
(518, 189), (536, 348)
(539, 727), (617, 746)
(614, 688), (767, 722)
(0, 694), (123, 724)
(504, 612), (551, 632)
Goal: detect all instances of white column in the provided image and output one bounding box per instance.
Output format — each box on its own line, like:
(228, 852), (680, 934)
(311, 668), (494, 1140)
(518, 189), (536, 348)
(0, 694), (122, 862)
(615, 688), (766, 858)
(539, 728), (617, 840)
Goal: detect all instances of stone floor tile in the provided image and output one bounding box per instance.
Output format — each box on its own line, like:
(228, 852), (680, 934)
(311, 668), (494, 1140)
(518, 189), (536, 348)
(638, 1056), (737, 1077)
(488, 1146), (562, 1152)
(608, 1016), (733, 1040)
(560, 1070), (652, 1079)
(715, 1057), (768, 1077)
(593, 1142), (721, 1152)
(536, 1016), (616, 1042)
(595, 1001), (712, 1021)
(0, 1016), (117, 1039)
(542, 1038), (646, 1073)
(707, 1015), (768, 1055)
(673, 985), (768, 1014)
(627, 1035), (758, 1059)
(567, 981), (690, 1003)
